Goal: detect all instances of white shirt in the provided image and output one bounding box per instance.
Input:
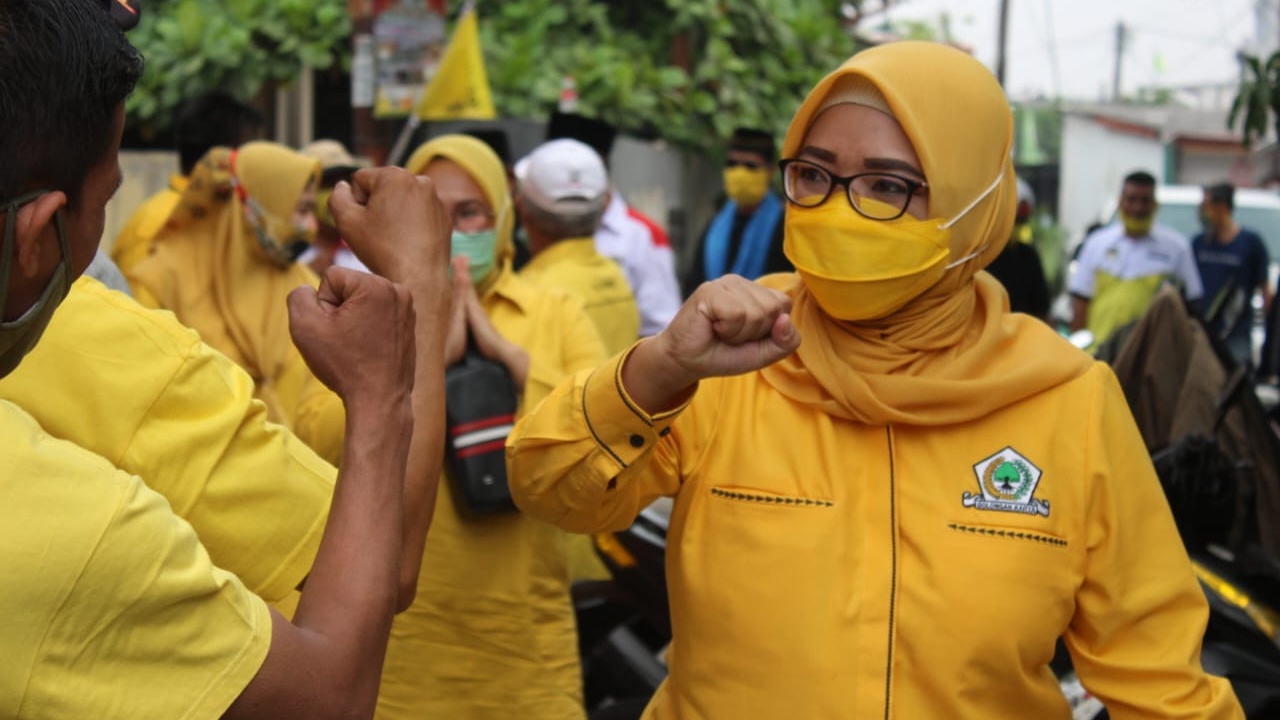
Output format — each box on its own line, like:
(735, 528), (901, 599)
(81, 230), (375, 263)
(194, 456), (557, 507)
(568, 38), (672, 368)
(1069, 222), (1204, 301)
(595, 191), (682, 336)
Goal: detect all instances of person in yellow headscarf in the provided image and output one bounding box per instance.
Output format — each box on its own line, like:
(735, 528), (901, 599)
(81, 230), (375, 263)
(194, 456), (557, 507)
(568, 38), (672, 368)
(375, 134), (605, 720)
(127, 141), (345, 464)
(507, 42), (1243, 719)
(110, 91), (265, 277)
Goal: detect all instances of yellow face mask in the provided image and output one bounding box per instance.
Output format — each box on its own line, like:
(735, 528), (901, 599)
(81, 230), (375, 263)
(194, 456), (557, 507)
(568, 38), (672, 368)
(784, 175), (1001, 321)
(724, 166), (770, 207)
(1120, 211), (1154, 237)
(786, 198), (951, 320)
(316, 187), (336, 229)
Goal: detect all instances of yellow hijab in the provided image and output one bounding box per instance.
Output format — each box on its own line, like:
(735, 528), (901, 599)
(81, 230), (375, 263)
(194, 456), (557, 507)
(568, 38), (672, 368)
(760, 42), (1091, 425)
(404, 134), (516, 299)
(131, 141), (321, 416)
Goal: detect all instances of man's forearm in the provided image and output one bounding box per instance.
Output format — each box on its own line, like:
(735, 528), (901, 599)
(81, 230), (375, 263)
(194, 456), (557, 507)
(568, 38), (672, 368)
(290, 395), (414, 709)
(395, 274), (450, 610)
(1070, 296), (1090, 333)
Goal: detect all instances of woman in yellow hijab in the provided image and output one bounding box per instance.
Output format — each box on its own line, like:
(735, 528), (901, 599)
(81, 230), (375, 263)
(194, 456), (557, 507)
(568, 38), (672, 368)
(127, 141), (345, 464)
(507, 42), (1243, 718)
(375, 134), (605, 720)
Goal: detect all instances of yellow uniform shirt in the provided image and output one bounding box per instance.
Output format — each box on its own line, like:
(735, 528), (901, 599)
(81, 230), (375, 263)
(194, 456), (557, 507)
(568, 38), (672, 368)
(0, 400), (271, 719)
(508, 351), (1243, 719)
(0, 276), (334, 604)
(377, 272), (605, 720)
(519, 237), (640, 356)
(519, 236), (639, 580)
(110, 175), (186, 277)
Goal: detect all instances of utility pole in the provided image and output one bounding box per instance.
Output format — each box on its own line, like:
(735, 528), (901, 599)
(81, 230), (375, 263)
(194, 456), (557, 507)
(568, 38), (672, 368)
(995, 0), (1010, 87)
(1113, 21), (1127, 101)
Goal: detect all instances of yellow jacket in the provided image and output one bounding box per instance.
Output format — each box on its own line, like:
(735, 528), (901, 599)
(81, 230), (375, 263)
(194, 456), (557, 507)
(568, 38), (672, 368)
(519, 237), (640, 356)
(377, 270), (605, 720)
(508, 348), (1242, 719)
(0, 276), (334, 605)
(110, 174), (187, 277)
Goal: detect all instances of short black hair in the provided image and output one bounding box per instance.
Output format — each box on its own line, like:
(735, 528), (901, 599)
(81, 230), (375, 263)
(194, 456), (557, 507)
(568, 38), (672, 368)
(175, 91), (265, 175)
(460, 127), (512, 167)
(1204, 181), (1235, 211)
(0, 0), (144, 206)
(729, 128), (776, 164)
(1123, 170), (1157, 188)
(547, 111), (617, 164)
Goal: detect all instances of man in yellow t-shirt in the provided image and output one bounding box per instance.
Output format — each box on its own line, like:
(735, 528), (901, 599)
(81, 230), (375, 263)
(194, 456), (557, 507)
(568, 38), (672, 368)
(515, 138), (640, 355)
(0, 3), (454, 717)
(0, 275), (334, 608)
(110, 91), (264, 276)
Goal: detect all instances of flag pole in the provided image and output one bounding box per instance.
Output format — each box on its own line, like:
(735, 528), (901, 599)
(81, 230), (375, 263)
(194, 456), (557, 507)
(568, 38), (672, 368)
(388, 109), (424, 168)
(388, 0), (477, 167)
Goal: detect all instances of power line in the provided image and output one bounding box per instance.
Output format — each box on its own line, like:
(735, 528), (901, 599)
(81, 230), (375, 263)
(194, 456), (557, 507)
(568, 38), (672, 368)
(1041, 0), (1062, 99)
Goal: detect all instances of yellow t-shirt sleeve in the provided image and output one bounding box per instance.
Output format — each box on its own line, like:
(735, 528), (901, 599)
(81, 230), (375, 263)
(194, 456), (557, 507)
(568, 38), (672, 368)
(119, 336), (335, 603)
(1, 405), (271, 720)
(33, 471), (271, 720)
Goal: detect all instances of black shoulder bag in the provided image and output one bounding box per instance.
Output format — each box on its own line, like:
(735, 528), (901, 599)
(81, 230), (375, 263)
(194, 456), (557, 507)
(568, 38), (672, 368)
(444, 338), (519, 514)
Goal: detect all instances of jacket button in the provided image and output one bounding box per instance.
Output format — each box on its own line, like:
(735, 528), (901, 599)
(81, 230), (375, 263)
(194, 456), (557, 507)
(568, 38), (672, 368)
(629, 434), (645, 448)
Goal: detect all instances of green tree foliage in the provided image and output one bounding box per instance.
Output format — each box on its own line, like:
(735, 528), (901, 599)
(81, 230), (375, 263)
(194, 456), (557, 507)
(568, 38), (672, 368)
(1229, 51), (1280, 148)
(475, 0), (854, 149)
(125, 0), (350, 136)
(124, 0), (852, 152)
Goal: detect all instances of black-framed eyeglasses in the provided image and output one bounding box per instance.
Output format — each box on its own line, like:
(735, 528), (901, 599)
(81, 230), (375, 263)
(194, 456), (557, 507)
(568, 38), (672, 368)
(778, 158), (928, 221)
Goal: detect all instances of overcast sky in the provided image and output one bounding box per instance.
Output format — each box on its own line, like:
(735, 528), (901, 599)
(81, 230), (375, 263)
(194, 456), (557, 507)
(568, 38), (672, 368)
(879, 0), (1271, 101)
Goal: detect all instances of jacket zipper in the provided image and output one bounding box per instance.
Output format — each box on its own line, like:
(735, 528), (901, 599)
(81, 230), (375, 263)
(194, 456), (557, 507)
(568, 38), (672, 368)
(883, 425), (898, 720)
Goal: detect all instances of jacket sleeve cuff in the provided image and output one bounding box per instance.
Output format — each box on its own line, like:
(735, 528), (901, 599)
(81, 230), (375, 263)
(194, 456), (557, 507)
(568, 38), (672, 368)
(581, 343), (690, 470)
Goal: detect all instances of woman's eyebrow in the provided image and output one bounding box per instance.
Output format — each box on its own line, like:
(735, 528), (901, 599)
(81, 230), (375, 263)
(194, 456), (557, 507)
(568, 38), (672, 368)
(798, 147), (926, 182)
(798, 146), (838, 164)
(864, 157), (925, 180)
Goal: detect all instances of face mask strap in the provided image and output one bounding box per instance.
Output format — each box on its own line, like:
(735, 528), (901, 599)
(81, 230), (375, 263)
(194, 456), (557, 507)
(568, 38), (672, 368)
(0, 190), (55, 308)
(939, 172), (1005, 230)
(944, 244), (988, 271)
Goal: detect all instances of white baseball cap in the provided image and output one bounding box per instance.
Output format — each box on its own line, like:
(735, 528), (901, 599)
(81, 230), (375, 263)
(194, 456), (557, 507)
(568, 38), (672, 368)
(515, 138), (609, 214)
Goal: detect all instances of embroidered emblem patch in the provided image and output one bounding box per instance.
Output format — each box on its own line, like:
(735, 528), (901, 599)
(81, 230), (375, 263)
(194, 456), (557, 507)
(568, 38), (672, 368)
(962, 446), (1050, 517)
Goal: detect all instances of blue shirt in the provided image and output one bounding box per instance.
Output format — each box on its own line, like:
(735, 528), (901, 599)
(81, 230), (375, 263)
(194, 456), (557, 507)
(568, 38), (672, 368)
(1192, 227), (1269, 338)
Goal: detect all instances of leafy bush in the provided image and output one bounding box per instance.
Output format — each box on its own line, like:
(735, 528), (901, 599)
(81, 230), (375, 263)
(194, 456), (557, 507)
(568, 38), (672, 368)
(476, 0), (853, 149)
(125, 0), (852, 152)
(126, 0), (350, 137)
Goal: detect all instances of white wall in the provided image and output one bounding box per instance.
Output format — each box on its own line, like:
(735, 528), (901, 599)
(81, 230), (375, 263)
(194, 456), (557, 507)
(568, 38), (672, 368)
(1058, 115), (1165, 249)
(102, 150), (178, 255)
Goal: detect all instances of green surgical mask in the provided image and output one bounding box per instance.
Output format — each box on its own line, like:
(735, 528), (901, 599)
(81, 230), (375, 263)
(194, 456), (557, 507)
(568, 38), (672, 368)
(0, 190), (73, 376)
(451, 229), (497, 286)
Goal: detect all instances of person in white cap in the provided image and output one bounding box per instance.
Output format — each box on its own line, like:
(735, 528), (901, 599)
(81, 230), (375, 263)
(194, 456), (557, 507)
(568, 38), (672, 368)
(515, 138), (640, 356)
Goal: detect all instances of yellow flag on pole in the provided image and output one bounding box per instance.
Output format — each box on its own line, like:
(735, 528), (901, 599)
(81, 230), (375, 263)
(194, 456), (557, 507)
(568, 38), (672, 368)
(415, 4), (495, 120)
